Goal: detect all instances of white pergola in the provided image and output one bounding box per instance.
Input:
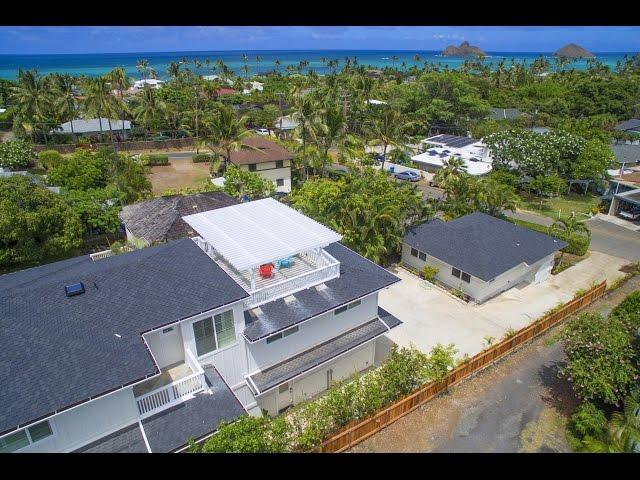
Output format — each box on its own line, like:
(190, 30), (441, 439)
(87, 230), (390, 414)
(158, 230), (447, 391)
(182, 198), (342, 273)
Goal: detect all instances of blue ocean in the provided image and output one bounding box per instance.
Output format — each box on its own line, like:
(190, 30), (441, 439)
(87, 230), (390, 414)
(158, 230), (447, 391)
(0, 50), (634, 80)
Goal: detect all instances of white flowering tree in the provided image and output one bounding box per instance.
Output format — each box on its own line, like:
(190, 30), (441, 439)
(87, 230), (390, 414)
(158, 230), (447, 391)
(484, 129), (586, 179)
(0, 140), (35, 170)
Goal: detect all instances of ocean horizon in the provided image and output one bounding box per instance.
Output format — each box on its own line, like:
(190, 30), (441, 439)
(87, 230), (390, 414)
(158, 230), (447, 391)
(0, 49), (636, 80)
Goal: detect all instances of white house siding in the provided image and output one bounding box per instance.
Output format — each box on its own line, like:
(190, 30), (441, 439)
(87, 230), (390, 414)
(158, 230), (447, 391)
(401, 243), (556, 303)
(239, 160), (292, 193)
(245, 293), (379, 372)
(257, 341), (376, 416)
(20, 387), (139, 453)
(144, 327), (185, 369)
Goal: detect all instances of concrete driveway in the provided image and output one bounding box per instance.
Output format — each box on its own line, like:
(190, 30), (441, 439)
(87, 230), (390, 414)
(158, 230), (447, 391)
(585, 216), (640, 262)
(380, 250), (629, 358)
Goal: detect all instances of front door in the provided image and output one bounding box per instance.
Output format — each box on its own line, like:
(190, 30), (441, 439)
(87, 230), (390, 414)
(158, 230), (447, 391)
(277, 382), (293, 413)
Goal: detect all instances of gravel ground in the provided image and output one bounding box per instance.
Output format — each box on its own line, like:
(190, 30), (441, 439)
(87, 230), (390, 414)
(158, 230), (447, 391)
(351, 275), (640, 453)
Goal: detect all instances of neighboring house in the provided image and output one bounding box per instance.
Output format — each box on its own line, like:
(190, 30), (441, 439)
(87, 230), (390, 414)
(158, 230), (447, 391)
(212, 87), (238, 99)
(228, 137), (294, 193)
(402, 212), (567, 303)
(486, 108), (527, 121)
(411, 134), (493, 176)
(133, 79), (164, 90)
(605, 171), (640, 219)
(0, 168), (60, 194)
(242, 81), (264, 95)
(529, 126), (551, 135)
(0, 198), (401, 452)
(53, 118), (132, 137)
(274, 115), (298, 137)
(202, 75), (234, 86)
(119, 191), (239, 246)
(615, 118), (640, 136)
(611, 143), (640, 169)
(366, 99), (387, 105)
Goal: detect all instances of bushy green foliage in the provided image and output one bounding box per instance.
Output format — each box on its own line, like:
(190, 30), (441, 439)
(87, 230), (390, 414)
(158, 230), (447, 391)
(47, 149), (109, 191)
(63, 185), (124, 234)
(223, 164), (275, 200)
(37, 150), (63, 170)
(508, 218), (590, 256)
(571, 140), (616, 181)
(201, 345), (458, 453)
(0, 176), (82, 268)
(562, 312), (638, 405)
(139, 153), (169, 166)
(567, 402), (609, 451)
(0, 139), (35, 169)
(192, 153), (215, 163)
(529, 174), (567, 197)
(291, 169), (431, 264)
(422, 265), (439, 282)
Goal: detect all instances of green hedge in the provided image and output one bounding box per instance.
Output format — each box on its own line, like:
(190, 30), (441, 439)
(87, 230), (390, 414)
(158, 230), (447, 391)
(140, 154), (169, 166)
(192, 153), (215, 163)
(193, 344), (457, 453)
(508, 218), (590, 256)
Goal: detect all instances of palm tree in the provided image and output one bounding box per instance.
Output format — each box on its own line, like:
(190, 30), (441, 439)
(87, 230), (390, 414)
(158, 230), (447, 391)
(207, 105), (255, 174)
(82, 76), (118, 143)
(583, 395), (640, 453)
(241, 53), (249, 80)
(315, 103), (347, 176)
(434, 157), (468, 196)
(291, 93), (322, 180)
(11, 69), (55, 143)
(365, 107), (411, 171)
(391, 55), (399, 69)
(136, 59), (150, 81)
(132, 85), (167, 135)
(274, 58), (281, 74)
(550, 214), (591, 263)
(53, 73), (78, 141)
(106, 67), (132, 140)
(255, 55), (262, 73)
(167, 61), (182, 81)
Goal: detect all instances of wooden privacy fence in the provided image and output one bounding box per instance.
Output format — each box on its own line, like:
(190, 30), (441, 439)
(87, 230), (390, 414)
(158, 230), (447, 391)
(313, 280), (607, 453)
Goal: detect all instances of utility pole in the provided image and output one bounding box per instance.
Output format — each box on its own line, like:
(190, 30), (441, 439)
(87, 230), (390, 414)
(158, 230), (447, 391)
(276, 92), (285, 139)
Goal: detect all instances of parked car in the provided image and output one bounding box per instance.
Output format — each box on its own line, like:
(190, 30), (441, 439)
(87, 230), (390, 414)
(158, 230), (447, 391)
(394, 170), (420, 182)
(255, 128), (270, 136)
(618, 210), (640, 221)
(151, 133), (170, 141)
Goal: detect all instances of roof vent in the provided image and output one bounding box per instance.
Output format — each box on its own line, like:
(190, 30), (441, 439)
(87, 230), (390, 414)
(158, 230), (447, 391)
(315, 283), (328, 292)
(284, 295), (297, 304)
(65, 282), (85, 297)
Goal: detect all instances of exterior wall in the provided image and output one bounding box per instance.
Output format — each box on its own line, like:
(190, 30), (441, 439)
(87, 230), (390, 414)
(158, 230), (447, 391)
(144, 326), (185, 369)
(245, 292), (379, 372)
(402, 243), (555, 303)
(16, 387), (140, 453)
(239, 160), (292, 193)
(257, 340), (376, 416)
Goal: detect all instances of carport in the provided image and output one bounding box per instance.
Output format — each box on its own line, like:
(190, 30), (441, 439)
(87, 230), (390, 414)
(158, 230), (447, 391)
(610, 188), (640, 221)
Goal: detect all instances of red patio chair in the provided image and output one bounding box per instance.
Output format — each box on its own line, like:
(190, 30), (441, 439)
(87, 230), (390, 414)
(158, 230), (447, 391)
(259, 263), (274, 278)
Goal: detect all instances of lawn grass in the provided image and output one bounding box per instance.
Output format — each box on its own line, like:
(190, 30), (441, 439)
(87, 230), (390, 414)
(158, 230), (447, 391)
(518, 192), (601, 221)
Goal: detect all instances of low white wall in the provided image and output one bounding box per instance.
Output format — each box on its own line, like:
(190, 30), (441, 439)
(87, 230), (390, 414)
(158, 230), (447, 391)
(144, 327), (184, 369)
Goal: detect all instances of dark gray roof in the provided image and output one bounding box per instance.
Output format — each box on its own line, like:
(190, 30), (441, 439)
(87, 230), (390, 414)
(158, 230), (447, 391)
(119, 192), (238, 243)
(242, 243), (400, 342)
(248, 317), (392, 394)
(403, 212), (567, 282)
(0, 239), (248, 435)
(615, 119), (640, 132)
(611, 144), (640, 164)
(141, 366), (245, 452)
(74, 422), (148, 453)
(56, 118), (131, 134)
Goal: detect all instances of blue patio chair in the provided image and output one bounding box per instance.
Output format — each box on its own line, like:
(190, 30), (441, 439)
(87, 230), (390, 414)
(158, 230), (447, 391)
(276, 257), (293, 269)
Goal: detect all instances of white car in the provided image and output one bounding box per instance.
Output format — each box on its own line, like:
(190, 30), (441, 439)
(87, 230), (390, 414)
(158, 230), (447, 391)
(255, 128), (270, 136)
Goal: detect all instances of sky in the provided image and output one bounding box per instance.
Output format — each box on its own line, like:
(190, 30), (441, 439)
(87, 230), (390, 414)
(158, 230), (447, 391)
(0, 26), (639, 55)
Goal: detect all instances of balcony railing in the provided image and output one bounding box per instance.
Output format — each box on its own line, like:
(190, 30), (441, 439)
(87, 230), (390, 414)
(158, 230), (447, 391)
(193, 237), (341, 309)
(134, 349), (206, 418)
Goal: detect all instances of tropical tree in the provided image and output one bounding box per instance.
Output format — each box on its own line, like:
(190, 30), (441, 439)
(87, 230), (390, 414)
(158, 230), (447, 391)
(582, 394), (640, 453)
(223, 164), (275, 200)
(365, 106), (411, 171)
(52, 73), (78, 140)
(11, 69), (55, 143)
(136, 59), (150, 80)
(132, 85), (167, 133)
(82, 76), (118, 143)
(291, 93), (322, 180)
(207, 105), (255, 174)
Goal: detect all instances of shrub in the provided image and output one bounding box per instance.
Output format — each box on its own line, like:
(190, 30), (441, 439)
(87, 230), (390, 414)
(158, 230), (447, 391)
(192, 153), (214, 163)
(562, 312), (637, 405)
(569, 402), (608, 442)
(502, 327), (518, 340)
(38, 150), (63, 170)
(508, 218), (590, 256)
(139, 153), (169, 166)
(200, 414), (290, 453)
(0, 139), (34, 169)
(422, 265), (439, 282)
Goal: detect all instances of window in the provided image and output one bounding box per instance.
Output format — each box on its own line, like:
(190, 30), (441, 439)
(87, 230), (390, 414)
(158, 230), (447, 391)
(326, 368), (333, 389)
(348, 299), (361, 310)
(283, 326), (299, 337)
(279, 383), (290, 394)
(461, 272), (471, 284)
(410, 248), (418, 257)
(276, 160), (284, 168)
(248, 163), (257, 172)
(214, 310), (236, 348)
(266, 332), (283, 344)
(193, 318), (216, 356)
(276, 178), (284, 187)
(335, 305), (348, 315)
(162, 326), (174, 334)
(418, 252), (426, 261)
(452, 267), (461, 278)
(0, 421), (53, 453)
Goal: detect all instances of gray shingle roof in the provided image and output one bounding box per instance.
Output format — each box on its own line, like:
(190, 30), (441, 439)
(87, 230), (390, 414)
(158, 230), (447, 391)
(248, 318), (390, 394)
(403, 212), (567, 282)
(615, 119), (640, 132)
(0, 239), (248, 435)
(611, 144), (640, 164)
(119, 192), (238, 243)
(56, 118), (132, 134)
(487, 108), (526, 121)
(242, 243), (400, 342)
(73, 422), (148, 453)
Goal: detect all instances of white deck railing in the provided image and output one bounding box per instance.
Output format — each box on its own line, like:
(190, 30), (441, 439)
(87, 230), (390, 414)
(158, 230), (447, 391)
(135, 349), (206, 418)
(193, 237), (341, 309)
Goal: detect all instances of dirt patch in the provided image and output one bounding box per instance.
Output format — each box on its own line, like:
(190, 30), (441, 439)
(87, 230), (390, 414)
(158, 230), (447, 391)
(519, 406), (570, 452)
(147, 157), (211, 195)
